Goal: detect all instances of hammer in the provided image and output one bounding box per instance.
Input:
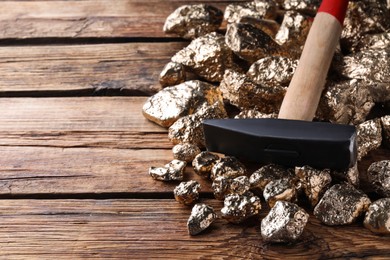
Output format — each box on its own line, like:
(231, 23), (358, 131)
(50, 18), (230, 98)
(203, 0), (355, 170)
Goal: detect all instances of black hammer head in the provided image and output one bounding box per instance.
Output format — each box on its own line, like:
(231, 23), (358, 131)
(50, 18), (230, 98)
(203, 118), (357, 170)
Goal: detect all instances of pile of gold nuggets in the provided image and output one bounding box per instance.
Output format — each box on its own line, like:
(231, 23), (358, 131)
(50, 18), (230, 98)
(143, 0), (390, 242)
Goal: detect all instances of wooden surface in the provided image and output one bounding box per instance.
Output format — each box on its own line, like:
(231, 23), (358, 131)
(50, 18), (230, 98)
(0, 0), (388, 259)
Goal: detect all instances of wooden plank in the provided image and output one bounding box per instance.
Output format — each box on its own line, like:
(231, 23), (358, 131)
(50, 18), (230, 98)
(0, 42), (186, 95)
(0, 0), (245, 39)
(0, 96), (387, 195)
(0, 146), (215, 195)
(0, 199), (388, 259)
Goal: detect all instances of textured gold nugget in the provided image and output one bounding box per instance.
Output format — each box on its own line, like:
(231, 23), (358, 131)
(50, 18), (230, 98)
(364, 198), (390, 235)
(367, 160), (390, 198)
(224, 1), (278, 24)
(355, 32), (390, 52)
(211, 156), (247, 181)
(275, 11), (312, 58)
(316, 80), (375, 125)
(263, 178), (298, 207)
(142, 80), (223, 127)
(295, 166), (332, 207)
(341, 1), (390, 52)
(172, 143), (201, 162)
(163, 4), (223, 39)
(314, 184), (371, 226)
(226, 22), (283, 63)
(171, 32), (237, 82)
(356, 119), (382, 161)
(221, 192), (261, 224)
(212, 176), (250, 200)
(149, 159), (187, 181)
(159, 62), (186, 87)
(187, 203), (217, 235)
(174, 180), (201, 205)
(282, 0), (320, 15)
(261, 201), (309, 243)
(168, 101), (227, 147)
(247, 56), (298, 88)
(249, 164), (294, 192)
(220, 69), (285, 113)
(192, 151), (220, 179)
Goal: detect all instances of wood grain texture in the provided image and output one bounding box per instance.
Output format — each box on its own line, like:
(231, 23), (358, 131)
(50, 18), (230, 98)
(0, 96), (387, 196)
(0, 0), (245, 39)
(0, 42), (186, 95)
(0, 199), (388, 259)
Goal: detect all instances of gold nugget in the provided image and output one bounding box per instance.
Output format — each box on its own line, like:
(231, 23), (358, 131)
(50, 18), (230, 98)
(174, 180), (201, 205)
(314, 184), (371, 226)
(221, 192), (262, 224)
(261, 201), (309, 243)
(212, 175), (250, 200)
(163, 4), (223, 39)
(263, 178), (298, 207)
(171, 33), (237, 82)
(357, 119), (382, 161)
(172, 143), (201, 162)
(295, 166), (332, 207)
(142, 80), (224, 127)
(367, 160), (390, 198)
(192, 151), (220, 179)
(364, 198), (390, 235)
(149, 159), (187, 181)
(187, 203), (217, 235)
(159, 62), (186, 87)
(211, 156), (247, 181)
(226, 22), (283, 63)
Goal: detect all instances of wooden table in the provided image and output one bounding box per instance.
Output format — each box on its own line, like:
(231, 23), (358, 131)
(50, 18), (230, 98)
(0, 1), (389, 258)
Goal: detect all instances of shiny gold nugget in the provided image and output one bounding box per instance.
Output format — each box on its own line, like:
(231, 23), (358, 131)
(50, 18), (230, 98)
(314, 184), (371, 226)
(220, 69), (285, 113)
(341, 1), (390, 52)
(261, 201), (309, 243)
(192, 151), (220, 179)
(225, 22), (283, 63)
(149, 159), (187, 181)
(212, 175), (250, 200)
(316, 80), (375, 125)
(171, 32), (237, 82)
(357, 119), (382, 161)
(249, 164), (293, 192)
(263, 178), (298, 207)
(367, 160), (390, 198)
(364, 198), (390, 235)
(172, 143), (201, 162)
(211, 156), (247, 181)
(187, 203), (217, 235)
(340, 48), (390, 85)
(168, 101), (227, 147)
(355, 32), (390, 52)
(247, 56), (298, 88)
(282, 0), (320, 15)
(221, 192), (261, 224)
(174, 180), (201, 205)
(237, 16), (280, 38)
(163, 4), (223, 39)
(295, 166), (332, 207)
(142, 80), (223, 127)
(275, 11), (312, 58)
(159, 62), (186, 87)
(224, 1), (278, 24)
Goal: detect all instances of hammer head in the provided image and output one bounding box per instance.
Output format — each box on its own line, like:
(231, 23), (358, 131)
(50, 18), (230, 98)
(203, 118), (357, 170)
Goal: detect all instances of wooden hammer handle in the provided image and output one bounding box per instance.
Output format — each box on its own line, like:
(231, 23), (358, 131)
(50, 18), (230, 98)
(278, 0), (349, 121)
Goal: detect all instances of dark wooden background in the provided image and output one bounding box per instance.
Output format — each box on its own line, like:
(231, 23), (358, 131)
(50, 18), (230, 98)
(0, 0), (388, 258)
